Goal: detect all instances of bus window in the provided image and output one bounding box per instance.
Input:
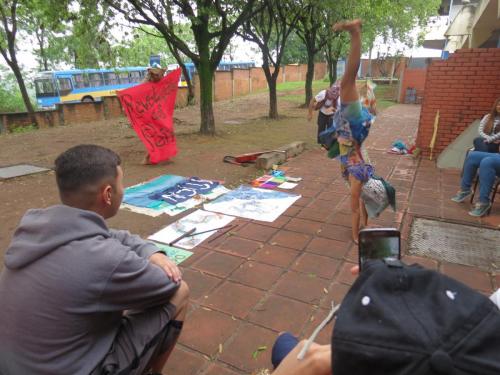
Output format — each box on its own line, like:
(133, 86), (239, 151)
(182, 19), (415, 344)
(57, 78), (73, 96)
(129, 71), (142, 83)
(104, 72), (119, 85)
(89, 73), (103, 87)
(35, 79), (56, 97)
(74, 74), (89, 89)
(118, 72), (130, 84)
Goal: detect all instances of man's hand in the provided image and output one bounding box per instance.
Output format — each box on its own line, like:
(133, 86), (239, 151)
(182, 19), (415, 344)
(149, 252), (182, 283)
(307, 112), (313, 122)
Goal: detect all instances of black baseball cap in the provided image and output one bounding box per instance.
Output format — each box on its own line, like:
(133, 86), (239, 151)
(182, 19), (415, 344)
(332, 260), (500, 375)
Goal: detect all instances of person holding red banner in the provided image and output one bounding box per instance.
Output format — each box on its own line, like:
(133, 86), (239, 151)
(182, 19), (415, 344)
(118, 65), (181, 165)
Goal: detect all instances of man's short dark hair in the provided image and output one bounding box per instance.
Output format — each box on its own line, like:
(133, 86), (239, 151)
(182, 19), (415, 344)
(55, 145), (121, 194)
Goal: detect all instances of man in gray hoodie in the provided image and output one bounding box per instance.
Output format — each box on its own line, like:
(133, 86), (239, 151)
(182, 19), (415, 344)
(0, 144), (189, 375)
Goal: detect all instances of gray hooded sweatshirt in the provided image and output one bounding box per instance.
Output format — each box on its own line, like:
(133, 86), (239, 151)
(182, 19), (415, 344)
(0, 205), (179, 375)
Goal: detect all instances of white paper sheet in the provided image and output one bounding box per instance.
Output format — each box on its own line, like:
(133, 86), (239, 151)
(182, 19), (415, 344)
(278, 182), (298, 189)
(204, 185), (301, 222)
(148, 209), (235, 249)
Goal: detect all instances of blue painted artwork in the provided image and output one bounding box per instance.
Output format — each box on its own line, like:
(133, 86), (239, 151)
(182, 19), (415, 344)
(204, 185), (301, 222)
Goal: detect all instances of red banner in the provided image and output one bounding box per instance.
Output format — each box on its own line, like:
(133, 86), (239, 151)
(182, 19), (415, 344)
(118, 69), (181, 164)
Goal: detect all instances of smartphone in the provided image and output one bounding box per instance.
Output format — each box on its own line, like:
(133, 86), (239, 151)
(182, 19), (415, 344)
(358, 228), (401, 270)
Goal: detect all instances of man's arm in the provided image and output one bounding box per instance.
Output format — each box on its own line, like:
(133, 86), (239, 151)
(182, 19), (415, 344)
(109, 229), (181, 282)
(98, 249), (180, 312)
(109, 229), (158, 258)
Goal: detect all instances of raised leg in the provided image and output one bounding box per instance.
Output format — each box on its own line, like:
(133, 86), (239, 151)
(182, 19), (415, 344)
(333, 20), (362, 104)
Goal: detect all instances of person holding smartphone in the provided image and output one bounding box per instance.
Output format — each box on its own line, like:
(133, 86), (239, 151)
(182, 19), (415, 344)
(270, 258), (500, 375)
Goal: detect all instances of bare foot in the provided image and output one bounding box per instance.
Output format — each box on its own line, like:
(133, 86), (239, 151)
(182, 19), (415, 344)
(332, 19), (362, 33)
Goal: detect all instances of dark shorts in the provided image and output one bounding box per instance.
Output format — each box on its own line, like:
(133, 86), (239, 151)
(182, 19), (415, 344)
(91, 303), (181, 375)
(317, 112), (333, 144)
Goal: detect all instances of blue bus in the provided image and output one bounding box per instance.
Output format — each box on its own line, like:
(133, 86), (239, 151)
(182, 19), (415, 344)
(34, 67), (147, 108)
(35, 61), (256, 108)
(167, 61), (256, 81)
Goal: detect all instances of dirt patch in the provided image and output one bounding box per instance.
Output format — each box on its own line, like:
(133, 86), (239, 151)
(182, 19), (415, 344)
(0, 91), (318, 262)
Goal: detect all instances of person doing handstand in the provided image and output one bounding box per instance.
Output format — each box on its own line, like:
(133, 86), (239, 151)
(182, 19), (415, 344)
(328, 19), (376, 243)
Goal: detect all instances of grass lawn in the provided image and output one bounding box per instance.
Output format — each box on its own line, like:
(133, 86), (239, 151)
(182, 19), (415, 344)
(278, 79), (399, 111)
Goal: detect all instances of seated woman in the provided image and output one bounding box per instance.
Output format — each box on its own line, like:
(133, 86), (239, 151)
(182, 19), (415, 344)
(472, 97), (500, 153)
(451, 150), (500, 217)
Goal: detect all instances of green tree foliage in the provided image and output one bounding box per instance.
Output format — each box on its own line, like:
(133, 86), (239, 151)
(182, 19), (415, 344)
(113, 27), (175, 67)
(296, 0), (441, 105)
(280, 31), (308, 64)
(0, 76), (26, 113)
(26, 0), (117, 70)
(294, 1), (333, 107)
(19, 0), (71, 71)
(106, 0), (259, 135)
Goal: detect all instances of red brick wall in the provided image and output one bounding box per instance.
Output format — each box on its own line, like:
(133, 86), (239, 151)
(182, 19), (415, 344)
(1, 63), (326, 132)
(399, 68), (427, 103)
(416, 48), (500, 158)
(284, 65), (301, 81)
(233, 69), (250, 97)
(314, 62), (327, 80)
(62, 102), (104, 124)
(298, 64), (308, 80)
(214, 71), (232, 101)
(250, 68), (267, 91)
(175, 88), (189, 107)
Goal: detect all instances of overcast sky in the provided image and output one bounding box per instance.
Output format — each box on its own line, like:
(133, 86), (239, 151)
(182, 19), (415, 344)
(2, 16), (445, 79)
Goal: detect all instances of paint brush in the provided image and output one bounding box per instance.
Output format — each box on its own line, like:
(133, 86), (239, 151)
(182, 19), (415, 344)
(168, 227), (197, 246)
(184, 224), (235, 238)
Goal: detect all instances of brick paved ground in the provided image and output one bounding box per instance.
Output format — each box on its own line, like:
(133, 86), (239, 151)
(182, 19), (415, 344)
(164, 104), (499, 374)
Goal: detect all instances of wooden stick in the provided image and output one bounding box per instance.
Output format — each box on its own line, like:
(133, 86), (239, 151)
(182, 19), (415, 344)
(207, 224), (238, 243)
(297, 302), (340, 360)
(168, 227), (197, 246)
(184, 224), (235, 238)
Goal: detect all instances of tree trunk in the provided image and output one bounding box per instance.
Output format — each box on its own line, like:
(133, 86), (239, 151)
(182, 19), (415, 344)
(389, 58), (396, 84)
(268, 80), (278, 119)
(329, 59), (338, 85)
(179, 63), (195, 105)
(8, 49), (37, 125)
(197, 61), (215, 135)
(261, 47), (279, 119)
(262, 65), (279, 119)
(304, 50), (315, 107)
(367, 44), (373, 78)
